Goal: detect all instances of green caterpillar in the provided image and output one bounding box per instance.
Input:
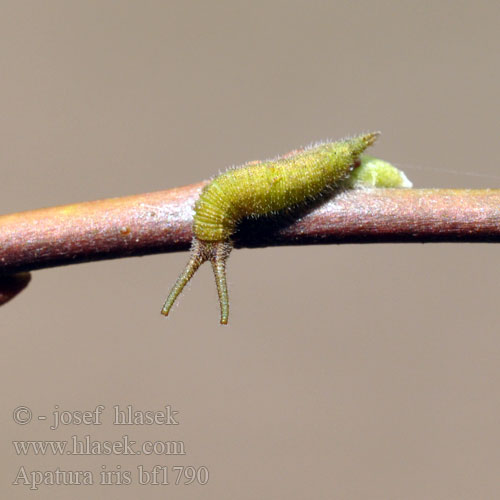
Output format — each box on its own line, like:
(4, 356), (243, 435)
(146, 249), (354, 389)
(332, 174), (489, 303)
(161, 132), (412, 324)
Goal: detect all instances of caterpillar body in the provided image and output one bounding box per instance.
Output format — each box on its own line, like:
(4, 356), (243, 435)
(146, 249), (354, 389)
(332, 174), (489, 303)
(161, 132), (412, 324)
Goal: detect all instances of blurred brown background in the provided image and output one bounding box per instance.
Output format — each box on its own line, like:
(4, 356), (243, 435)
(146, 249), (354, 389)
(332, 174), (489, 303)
(1, 1), (499, 499)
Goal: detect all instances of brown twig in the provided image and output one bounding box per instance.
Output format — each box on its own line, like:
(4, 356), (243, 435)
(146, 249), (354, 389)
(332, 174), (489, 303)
(0, 184), (499, 279)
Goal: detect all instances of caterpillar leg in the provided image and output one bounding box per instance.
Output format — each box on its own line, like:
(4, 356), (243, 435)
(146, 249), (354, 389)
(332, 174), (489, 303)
(161, 239), (232, 325)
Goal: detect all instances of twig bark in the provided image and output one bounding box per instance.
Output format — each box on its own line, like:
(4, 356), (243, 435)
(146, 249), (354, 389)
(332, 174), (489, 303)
(0, 184), (499, 278)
